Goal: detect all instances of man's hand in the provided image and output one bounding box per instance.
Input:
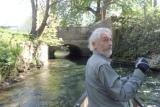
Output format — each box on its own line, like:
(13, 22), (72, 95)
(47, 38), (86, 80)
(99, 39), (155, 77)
(135, 57), (150, 73)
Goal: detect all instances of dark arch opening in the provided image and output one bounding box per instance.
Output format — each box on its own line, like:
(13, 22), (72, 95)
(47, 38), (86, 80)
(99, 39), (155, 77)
(64, 44), (82, 59)
(48, 46), (57, 59)
(48, 45), (83, 59)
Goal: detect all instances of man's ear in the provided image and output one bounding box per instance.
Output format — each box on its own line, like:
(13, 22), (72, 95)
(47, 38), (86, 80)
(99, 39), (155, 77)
(92, 42), (96, 50)
(92, 42), (95, 46)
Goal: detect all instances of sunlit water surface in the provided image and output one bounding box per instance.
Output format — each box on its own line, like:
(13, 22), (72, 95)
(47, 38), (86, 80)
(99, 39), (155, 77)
(0, 59), (159, 107)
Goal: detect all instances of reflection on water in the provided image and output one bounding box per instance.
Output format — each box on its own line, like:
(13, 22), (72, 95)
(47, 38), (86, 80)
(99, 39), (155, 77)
(0, 59), (85, 107)
(0, 59), (159, 107)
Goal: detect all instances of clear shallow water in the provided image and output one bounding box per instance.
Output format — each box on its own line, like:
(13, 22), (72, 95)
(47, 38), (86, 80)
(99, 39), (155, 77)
(115, 67), (160, 107)
(0, 59), (159, 107)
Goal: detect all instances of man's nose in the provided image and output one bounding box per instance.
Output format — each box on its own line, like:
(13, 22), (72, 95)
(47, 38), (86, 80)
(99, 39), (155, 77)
(109, 40), (112, 45)
(108, 41), (112, 48)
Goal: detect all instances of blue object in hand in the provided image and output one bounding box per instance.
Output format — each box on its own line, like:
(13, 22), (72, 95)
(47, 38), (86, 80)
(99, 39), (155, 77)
(135, 57), (150, 73)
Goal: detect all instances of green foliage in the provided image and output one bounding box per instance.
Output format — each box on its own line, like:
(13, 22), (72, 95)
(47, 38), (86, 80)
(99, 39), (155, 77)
(53, 0), (95, 26)
(0, 29), (29, 79)
(38, 14), (63, 46)
(0, 43), (20, 79)
(112, 7), (160, 60)
(110, 0), (155, 16)
(50, 0), (159, 26)
(34, 3), (62, 46)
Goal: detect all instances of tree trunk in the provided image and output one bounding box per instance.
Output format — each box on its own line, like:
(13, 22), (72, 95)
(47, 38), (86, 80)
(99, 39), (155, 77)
(101, 0), (111, 21)
(95, 0), (101, 22)
(30, 0), (38, 36)
(36, 0), (50, 36)
(154, 0), (157, 7)
(30, 0), (50, 37)
(87, 0), (112, 22)
(101, 7), (106, 21)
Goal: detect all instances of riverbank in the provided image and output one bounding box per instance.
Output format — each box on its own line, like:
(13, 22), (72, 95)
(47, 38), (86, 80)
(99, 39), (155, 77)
(0, 59), (85, 107)
(0, 68), (40, 90)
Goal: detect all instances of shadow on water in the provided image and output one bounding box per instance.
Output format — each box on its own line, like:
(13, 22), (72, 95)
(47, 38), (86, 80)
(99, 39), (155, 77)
(66, 56), (88, 65)
(0, 58), (159, 107)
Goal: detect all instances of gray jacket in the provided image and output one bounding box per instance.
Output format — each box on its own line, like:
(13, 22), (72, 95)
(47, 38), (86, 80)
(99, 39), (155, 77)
(85, 51), (145, 107)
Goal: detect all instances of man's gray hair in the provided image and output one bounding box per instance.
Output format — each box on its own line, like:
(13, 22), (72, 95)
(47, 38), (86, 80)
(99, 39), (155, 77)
(88, 27), (112, 51)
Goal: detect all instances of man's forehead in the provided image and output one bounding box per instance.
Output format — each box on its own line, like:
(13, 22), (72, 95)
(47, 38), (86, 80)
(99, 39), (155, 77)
(101, 32), (112, 38)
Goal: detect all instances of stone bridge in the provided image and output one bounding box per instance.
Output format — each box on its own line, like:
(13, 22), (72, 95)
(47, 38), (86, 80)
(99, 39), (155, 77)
(57, 27), (91, 57)
(49, 19), (112, 58)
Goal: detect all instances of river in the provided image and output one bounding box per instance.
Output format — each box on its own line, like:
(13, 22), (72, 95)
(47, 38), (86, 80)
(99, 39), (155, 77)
(0, 59), (160, 107)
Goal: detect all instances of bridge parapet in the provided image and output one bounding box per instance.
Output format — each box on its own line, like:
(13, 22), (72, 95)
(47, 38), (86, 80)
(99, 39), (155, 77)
(57, 27), (89, 40)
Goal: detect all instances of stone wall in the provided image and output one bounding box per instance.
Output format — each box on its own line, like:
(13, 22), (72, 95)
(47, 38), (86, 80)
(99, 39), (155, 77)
(57, 27), (89, 40)
(17, 41), (34, 72)
(16, 41), (48, 72)
(36, 43), (48, 66)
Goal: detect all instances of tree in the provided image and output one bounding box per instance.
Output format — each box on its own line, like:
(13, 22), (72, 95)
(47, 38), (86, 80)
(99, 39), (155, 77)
(29, 0), (62, 67)
(54, 0), (116, 26)
(53, 0), (159, 27)
(86, 0), (114, 22)
(30, 0), (50, 37)
(154, 0), (157, 7)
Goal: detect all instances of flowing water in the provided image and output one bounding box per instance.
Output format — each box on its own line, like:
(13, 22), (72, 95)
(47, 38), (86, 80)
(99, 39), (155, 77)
(0, 59), (159, 107)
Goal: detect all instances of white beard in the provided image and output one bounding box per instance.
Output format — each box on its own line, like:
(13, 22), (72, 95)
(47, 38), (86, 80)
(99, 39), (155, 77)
(104, 49), (112, 57)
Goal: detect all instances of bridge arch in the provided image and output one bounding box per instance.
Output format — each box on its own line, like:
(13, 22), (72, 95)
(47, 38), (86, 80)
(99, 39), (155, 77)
(48, 44), (83, 59)
(63, 44), (82, 59)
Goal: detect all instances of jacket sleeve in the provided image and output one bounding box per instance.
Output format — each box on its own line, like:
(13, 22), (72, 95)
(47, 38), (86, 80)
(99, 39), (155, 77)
(120, 73), (132, 84)
(97, 64), (145, 101)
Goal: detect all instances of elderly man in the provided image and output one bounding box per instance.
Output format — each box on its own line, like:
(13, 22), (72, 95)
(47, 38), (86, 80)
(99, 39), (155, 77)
(85, 27), (149, 107)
